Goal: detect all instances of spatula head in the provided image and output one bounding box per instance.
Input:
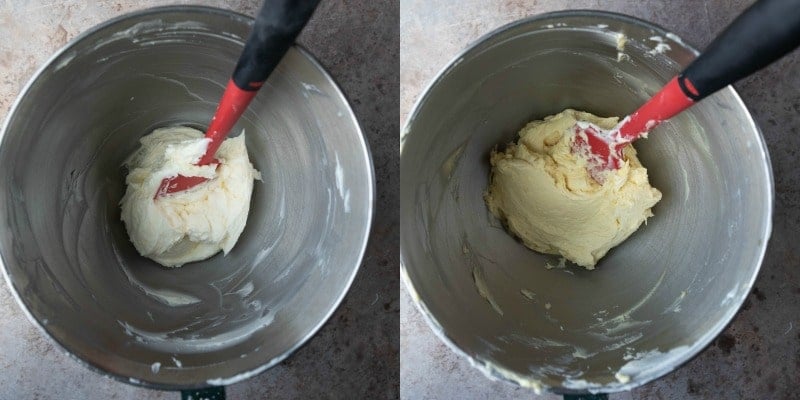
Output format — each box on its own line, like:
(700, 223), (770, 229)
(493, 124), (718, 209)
(571, 123), (625, 183)
(154, 161), (219, 199)
(154, 174), (210, 199)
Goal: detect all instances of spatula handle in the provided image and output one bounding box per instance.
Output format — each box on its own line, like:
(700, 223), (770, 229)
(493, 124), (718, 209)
(199, 0), (320, 165)
(618, 0), (800, 142)
(680, 0), (800, 101)
(232, 0), (321, 91)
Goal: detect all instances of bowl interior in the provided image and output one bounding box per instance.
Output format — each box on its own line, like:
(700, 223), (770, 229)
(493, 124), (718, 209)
(0, 7), (372, 388)
(401, 12), (771, 393)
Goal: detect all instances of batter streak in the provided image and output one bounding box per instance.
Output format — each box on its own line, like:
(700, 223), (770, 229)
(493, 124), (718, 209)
(484, 109), (661, 269)
(120, 126), (260, 267)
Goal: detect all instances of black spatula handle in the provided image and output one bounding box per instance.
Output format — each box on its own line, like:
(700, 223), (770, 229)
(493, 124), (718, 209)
(232, 0), (321, 91)
(680, 0), (800, 101)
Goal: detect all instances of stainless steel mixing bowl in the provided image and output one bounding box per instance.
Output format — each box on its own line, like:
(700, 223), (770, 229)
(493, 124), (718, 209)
(400, 11), (772, 394)
(0, 6), (373, 389)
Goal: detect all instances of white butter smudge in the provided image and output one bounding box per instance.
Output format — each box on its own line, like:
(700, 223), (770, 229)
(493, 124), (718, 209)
(441, 142), (466, 178)
(616, 33), (630, 62)
(721, 284), (740, 306)
(334, 153), (352, 213)
(648, 35), (672, 55)
(477, 359), (544, 394)
(520, 289), (536, 300)
(206, 356), (281, 386)
(300, 82), (325, 97)
(235, 281), (255, 298)
(665, 32), (699, 55)
(616, 345), (691, 383)
(472, 266), (503, 316)
(663, 290), (687, 313)
(54, 51), (76, 71)
(141, 286), (201, 307)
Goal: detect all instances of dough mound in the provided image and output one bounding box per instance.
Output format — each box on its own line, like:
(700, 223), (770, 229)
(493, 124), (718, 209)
(120, 126), (261, 267)
(484, 109), (661, 269)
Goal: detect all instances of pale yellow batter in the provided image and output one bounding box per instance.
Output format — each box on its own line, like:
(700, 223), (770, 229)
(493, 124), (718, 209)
(484, 109), (661, 269)
(120, 126), (260, 267)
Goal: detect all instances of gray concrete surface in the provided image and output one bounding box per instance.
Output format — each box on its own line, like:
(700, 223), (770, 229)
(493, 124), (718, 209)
(400, 1), (799, 399)
(0, 0), (399, 399)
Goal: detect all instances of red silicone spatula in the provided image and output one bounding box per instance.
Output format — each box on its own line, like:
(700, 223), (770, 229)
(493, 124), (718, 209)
(155, 0), (320, 198)
(574, 0), (800, 181)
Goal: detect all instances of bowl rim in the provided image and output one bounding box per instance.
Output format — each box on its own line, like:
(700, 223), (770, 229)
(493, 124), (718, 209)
(400, 9), (773, 395)
(0, 4), (375, 391)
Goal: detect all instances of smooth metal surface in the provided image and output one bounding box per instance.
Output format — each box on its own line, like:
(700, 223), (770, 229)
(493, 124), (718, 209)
(400, 11), (772, 394)
(0, 6), (373, 389)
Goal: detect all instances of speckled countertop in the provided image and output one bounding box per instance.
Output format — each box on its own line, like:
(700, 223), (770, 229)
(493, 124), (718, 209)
(0, 0), (399, 398)
(400, 0), (799, 399)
